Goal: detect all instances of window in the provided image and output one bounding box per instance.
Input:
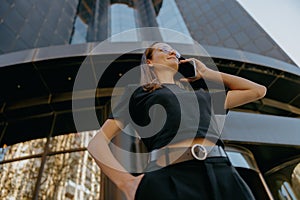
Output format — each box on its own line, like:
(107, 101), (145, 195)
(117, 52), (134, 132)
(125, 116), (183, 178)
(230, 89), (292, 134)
(0, 131), (101, 199)
(110, 3), (138, 42)
(266, 158), (300, 200)
(156, 0), (193, 43)
(71, 16), (88, 44)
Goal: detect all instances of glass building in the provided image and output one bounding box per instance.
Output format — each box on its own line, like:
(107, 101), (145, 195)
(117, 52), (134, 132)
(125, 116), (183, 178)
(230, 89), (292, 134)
(0, 0), (300, 199)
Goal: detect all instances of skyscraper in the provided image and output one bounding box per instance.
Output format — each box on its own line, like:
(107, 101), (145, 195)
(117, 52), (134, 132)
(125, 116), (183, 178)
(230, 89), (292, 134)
(0, 0), (299, 199)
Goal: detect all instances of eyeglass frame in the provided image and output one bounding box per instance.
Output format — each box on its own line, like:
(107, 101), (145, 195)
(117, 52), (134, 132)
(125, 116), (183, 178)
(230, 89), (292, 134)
(154, 47), (181, 59)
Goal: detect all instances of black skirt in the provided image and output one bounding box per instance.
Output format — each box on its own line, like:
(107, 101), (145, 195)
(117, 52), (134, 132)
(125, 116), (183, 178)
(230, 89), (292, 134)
(135, 157), (255, 200)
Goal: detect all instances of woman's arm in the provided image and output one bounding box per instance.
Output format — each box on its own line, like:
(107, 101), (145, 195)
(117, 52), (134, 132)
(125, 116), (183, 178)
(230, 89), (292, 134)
(87, 119), (143, 200)
(180, 59), (267, 109)
(218, 72), (266, 109)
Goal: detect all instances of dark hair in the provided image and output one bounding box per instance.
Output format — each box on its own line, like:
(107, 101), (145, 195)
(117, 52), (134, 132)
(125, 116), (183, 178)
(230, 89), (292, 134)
(140, 42), (162, 92)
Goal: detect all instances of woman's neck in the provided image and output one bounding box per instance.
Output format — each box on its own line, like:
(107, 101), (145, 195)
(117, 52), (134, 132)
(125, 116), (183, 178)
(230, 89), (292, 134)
(154, 68), (176, 84)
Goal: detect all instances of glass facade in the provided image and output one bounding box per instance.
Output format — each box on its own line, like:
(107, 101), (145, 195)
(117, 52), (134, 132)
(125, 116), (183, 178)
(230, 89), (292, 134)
(70, 13), (88, 44)
(1, 157), (40, 199)
(0, 131), (101, 199)
(156, 0), (193, 43)
(110, 3), (138, 41)
(0, 0), (294, 64)
(0, 0), (78, 54)
(266, 159), (300, 200)
(1, 0), (299, 199)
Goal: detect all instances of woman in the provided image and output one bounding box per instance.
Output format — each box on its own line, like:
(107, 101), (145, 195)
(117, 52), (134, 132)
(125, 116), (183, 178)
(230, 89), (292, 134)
(88, 42), (266, 200)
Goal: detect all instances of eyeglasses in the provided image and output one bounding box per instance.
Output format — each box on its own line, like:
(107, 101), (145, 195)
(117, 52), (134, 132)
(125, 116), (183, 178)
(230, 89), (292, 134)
(156, 47), (181, 59)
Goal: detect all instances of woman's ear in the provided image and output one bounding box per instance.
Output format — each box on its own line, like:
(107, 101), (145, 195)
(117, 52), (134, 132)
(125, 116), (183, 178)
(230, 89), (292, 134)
(147, 59), (153, 67)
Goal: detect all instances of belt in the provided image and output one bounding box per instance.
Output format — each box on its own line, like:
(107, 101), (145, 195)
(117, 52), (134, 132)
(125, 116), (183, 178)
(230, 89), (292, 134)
(149, 144), (227, 167)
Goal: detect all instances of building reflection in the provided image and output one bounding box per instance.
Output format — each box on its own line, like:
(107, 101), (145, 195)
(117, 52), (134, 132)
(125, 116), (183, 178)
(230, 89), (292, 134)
(265, 159), (300, 200)
(0, 131), (101, 199)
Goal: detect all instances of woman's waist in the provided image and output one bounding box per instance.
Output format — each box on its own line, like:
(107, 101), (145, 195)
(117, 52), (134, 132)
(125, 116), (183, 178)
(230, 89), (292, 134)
(148, 137), (226, 167)
(166, 137), (216, 148)
(142, 131), (221, 151)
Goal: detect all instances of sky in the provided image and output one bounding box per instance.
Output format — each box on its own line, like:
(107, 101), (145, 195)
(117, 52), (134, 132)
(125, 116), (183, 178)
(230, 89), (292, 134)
(236, 0), (300, 67)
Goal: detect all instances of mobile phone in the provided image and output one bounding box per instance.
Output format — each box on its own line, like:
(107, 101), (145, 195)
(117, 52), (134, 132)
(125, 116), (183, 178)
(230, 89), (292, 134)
(178, 58), (197, 78)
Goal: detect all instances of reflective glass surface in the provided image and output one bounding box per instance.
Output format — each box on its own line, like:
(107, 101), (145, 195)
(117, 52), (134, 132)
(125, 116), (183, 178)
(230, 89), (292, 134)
(71, 16), (88, 44)
(0, 0), (295, 64)
(0, 138), (46, 161)
(0, 131), (101, 199)
(49, 131), (96, 151)
(266, 159), (300, 200)
(0, 157), (41, 199)
(39, 151), (101, 200)
(156, 0), (193, 43)
(110, 3), (138, 41)
(70, 0), (94, 44)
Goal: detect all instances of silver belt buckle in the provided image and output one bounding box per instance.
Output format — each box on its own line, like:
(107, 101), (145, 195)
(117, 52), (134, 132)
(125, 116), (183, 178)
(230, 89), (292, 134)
(191, 144), (208, 160)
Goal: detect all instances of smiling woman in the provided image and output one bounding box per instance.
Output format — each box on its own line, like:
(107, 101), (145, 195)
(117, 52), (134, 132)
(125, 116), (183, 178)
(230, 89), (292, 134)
(144, 43), (181, 83)
(0, 0), (299, 199)
(87, 42), (266, 200)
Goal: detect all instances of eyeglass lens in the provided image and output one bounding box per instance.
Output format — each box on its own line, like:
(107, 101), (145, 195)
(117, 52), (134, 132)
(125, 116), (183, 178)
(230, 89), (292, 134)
(159, 47), (181, 58)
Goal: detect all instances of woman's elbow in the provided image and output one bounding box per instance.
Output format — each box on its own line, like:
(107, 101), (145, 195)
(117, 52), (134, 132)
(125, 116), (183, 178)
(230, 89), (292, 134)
(87, 138), (95, 155)
(87, 132), (102, 155)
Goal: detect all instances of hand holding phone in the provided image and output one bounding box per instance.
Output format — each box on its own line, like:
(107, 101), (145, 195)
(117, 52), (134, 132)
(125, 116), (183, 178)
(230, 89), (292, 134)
(178, 57), (197, 78)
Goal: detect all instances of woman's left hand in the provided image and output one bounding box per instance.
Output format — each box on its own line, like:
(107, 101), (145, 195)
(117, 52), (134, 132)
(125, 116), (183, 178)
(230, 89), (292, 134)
(179, 58), (209, 82)
(119, 174), (144, 200)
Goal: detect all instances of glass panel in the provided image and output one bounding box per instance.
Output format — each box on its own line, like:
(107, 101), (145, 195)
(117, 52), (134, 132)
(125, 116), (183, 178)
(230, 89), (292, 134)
(0, 145), (8, 162)
(156, 0), (193, 43)
(0, 157), (41, 199)
(38, 151), (101, 200)
(266, 160), (300, 200)
(278, 181), (298, 200)
(71, 16), (88, 44)
(110, 3), (138, 41)
(227, 151), (250, 169)
(70, 0), (95, 44)
(291, 163), (300, 198)
(0, 138), (46, 162)
(49, 131), (97, 151)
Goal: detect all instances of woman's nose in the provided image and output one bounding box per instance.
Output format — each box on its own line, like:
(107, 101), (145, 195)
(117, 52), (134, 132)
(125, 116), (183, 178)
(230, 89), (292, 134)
(169, 49), (177, 55)
(169, 49), (180, 58)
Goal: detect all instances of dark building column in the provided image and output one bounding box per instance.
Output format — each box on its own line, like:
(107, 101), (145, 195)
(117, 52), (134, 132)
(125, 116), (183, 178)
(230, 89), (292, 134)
(87, 0), (110, 42)
(133, 0), (158, 27)
(133, 0), (162, 41)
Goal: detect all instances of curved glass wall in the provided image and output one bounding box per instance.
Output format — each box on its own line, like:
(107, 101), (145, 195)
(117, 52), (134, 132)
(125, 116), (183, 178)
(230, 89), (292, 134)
(70, 14), (88, 44)
(0, 0), (195, 54)
(1, 0), (298, 199)
(110, 3), (138, 42)
(265, 158), (300, 200)
(0, 131), (101, 199)
(225, 145), (273, 199)
(156, 0), (193, 43)
(0, 0), (294, 64)
(0, 0), (79, 54)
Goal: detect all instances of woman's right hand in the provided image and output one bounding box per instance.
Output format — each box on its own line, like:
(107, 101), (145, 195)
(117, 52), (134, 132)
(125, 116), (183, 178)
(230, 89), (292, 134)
(179, 58), (210, 82)
(119, 174), (145, 200)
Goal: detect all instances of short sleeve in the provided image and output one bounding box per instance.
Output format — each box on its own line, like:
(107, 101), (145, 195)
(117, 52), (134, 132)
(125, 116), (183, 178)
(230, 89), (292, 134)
(210, 89), (229, 115)
(108, 85), (138, 125)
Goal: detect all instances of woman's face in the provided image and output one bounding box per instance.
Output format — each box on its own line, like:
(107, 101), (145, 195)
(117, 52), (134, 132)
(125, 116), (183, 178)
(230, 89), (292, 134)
(147, 43), (180, 71)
